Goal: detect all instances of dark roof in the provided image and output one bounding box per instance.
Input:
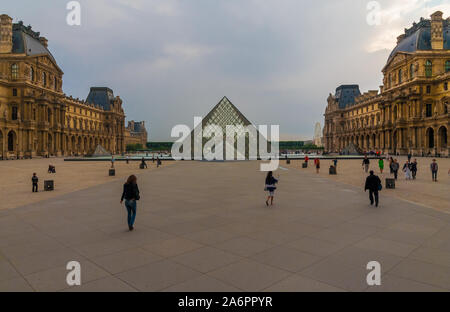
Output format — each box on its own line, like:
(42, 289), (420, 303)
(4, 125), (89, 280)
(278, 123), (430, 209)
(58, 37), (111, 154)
(86, 87), (115, 111)
(128, 121), (146, 132)
(335, 85), (361, 109)
(11, 21), (57, 64)
(387, 18), (450, 63)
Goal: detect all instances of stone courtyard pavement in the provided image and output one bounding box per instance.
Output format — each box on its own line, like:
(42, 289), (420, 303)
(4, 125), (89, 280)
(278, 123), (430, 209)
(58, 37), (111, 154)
(1, 161), (450, 292)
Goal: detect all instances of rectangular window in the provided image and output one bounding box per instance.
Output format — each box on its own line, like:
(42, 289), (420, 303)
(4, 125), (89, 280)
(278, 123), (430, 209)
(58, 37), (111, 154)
(444, 82), (448, 91)
(12, 107), (18, 120)
(12, 88), (17, 96)
(426, 85), (431, 94)
(11, 64), (19, 79)
(426, 104), (432, 117)
(425, 62), (432, 77)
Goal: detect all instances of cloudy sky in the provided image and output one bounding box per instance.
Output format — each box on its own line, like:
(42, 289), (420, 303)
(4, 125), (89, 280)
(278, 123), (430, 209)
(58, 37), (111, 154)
(4, 0), (450, 140)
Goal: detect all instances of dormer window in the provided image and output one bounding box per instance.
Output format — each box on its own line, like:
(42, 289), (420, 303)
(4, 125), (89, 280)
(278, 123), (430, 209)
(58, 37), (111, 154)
(446, 60), (450, 73)
(42, 72), (47, 86)
(398, 69), (402, 84)
(30, 67), (34, 81)
(410, 64), (414, 79)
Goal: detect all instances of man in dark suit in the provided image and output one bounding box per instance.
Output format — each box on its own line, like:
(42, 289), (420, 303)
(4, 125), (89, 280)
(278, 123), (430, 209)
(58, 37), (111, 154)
(365, 170), (381, 207)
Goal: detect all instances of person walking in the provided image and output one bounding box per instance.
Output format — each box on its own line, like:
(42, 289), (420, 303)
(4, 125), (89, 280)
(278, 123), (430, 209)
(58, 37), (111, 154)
(378, 158), (384, 174)
(140, 157), (147, 169)
(391, 159), (399, 180)
(333, 158), (338, 168)
(430, 159), (439, 182)
(157, 157), (162, 168)
(407, 152), (412, 162)
(32, 173), (38, 193)
(126, 155), (129, 164)
(264, 171), (278, 206)
(410, 159), (418, 180)
(304, 155), (309, 168)
(365, 170), (382, 207)
(120, 175), (140, 231)
(389, 157), (394, 174)
(403, 161), (412, 180)
(314, 158), (320, 174)
(362, 156), (370, 173)
(111, 156), (115, 169)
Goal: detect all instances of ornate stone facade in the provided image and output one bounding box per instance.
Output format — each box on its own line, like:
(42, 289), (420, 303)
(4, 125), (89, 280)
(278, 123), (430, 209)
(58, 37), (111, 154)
(0, 15), (127, 158)
(124, 120), (148, 147)
(324, 11), (449, 156)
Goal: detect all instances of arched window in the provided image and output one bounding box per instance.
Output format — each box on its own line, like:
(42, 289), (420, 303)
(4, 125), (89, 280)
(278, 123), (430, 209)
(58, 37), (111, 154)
(398, 69), (403, 84)
(446, 60), (450, 73)
(54, 77), (57, 90)
(42, 72), (47, 86)
(11, 64), (18, 79)
(388, 74), (392, 88)
(30, 67), (34, 81)
(410, 64), (414, 79)
(425, 60), (432, 77)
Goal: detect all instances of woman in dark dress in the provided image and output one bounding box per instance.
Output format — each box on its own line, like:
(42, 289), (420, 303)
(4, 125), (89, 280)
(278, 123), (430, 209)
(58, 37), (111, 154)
(265, 171), (278, 206)
(120, 175), (140, 231)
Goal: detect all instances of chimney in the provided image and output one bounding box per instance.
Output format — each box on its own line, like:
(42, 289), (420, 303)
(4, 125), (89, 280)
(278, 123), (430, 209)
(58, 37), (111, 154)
(431, 11), (444, 50)
(39, 36), (48, 48)
(0, 14), (13, 53)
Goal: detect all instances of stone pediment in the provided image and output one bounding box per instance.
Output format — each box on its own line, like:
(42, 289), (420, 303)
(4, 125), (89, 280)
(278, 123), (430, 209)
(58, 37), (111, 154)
(384, 52), (409, 71)
(38, 55), (63, 73)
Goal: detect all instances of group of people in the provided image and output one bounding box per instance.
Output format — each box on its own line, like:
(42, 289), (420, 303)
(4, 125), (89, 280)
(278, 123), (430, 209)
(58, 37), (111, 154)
(113, 155), (162, 169)
(121, 154), (446, 232)
(264, 154), (446, 212)
(365, 155), (444, 207)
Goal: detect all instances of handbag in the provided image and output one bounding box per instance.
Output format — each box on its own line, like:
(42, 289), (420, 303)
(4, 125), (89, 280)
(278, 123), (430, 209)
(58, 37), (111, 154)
(378, 184), (382, 191)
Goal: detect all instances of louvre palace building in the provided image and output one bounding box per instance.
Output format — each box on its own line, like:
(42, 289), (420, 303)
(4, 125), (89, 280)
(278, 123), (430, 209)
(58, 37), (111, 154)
(0, 14), (146, 159)
(324, 11), (449, 156)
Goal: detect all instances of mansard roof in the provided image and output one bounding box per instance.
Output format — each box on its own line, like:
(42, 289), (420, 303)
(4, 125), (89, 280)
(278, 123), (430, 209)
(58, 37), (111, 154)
(387, 16), (450, 64)
(86, 87), (116, 111)
(12, 21), (57, 64)
(335, 85), (361, 109)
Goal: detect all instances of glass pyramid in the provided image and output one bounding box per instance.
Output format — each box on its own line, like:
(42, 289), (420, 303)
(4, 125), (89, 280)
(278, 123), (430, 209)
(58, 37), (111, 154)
(182, 96), (266, 160)
(202, 96), (252, 137)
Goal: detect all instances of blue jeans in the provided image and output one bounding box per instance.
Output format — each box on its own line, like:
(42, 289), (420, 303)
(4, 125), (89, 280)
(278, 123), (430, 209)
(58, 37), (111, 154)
(125, 200), (137, 227)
